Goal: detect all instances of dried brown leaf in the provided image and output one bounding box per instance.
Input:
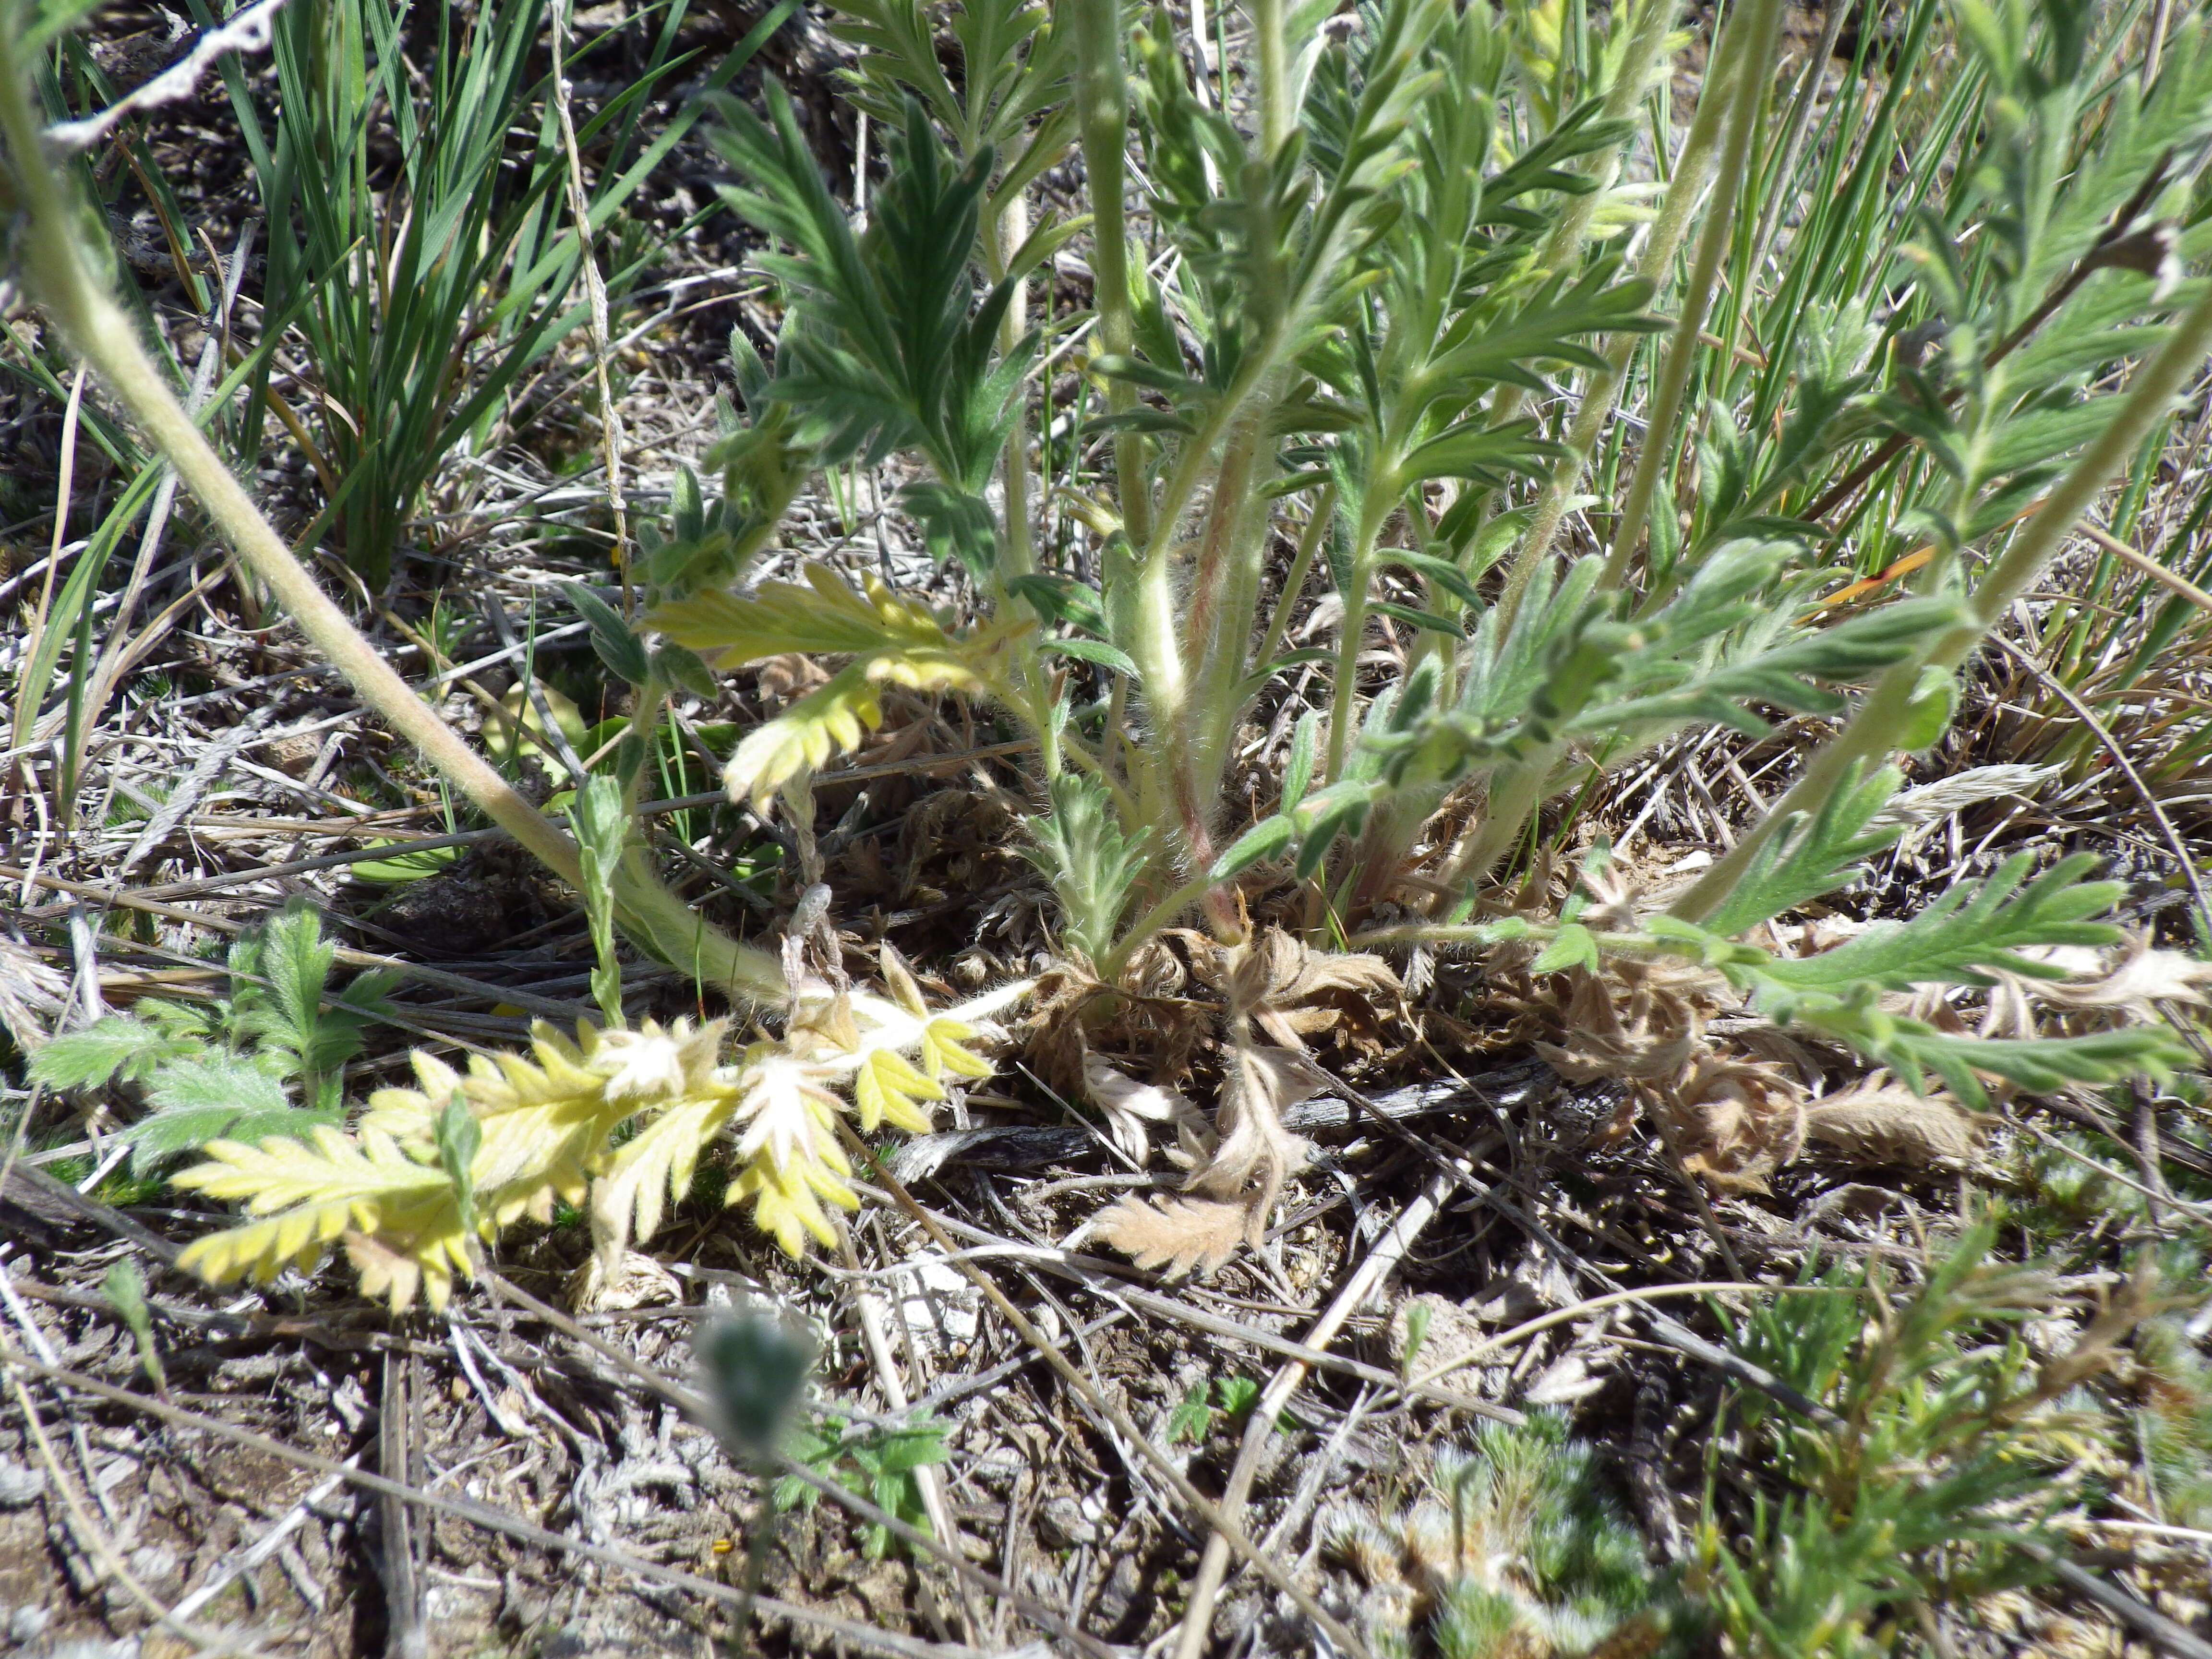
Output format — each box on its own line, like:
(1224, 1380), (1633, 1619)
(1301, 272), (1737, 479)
(1666, 1052), (1807, 1191)
(1096, 1043), (1326, 1272)
(1803, 1081), (1988, 1166)
(1095, 1194), (1253, 1278)
(756, 652), (830, 705)
(2025, 936), (2212, 1015)
(1121, 934), (1193, 999)
(1187, 1044), (1324, 1220)
(565, 1249), (682, 1313)
(1533, 974), (1702, 1082)
(1218, 929), (1406, 1053)
(1260, 930), (1403, 1005)
(1083, 1055), (1204, 1166)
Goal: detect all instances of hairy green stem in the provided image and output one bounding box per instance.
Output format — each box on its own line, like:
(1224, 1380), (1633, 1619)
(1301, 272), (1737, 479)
(1114, 300), (1283, 888)
(1252, 0), (1291, 157)
(1437, 0), (1783, 906)
(1071, 0), (1150, 549)
(1601, 0), (1786, 585)
(1670, 276), (2212, 923)
(1321, 490), (1396, 786)
(1497, 0), (1735, 623)
(976, 164), (1054, 780)
(1182, 408), (1274, 810)
(0, 36), (783, 1006)
(1252, 482), (1334, 671)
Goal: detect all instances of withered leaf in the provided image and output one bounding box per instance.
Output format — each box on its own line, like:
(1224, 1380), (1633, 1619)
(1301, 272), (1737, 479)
(1666, 1052), (1807, 1191)
(1084, 1055), (1204, 1166)
(1803, 1081), (1988, 1165)
(1187, 1044), (1324, 1214)
(756, 651), (830, 705)
(1095, 1194), (1253, 1279)
(2028, 937), (2212, 1015)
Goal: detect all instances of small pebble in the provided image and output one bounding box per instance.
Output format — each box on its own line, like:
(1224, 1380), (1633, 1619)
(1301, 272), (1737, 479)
(0, 1457), (45, 1508)
(1037, 1494), (1099, 1548)
(10, 1604), (52, 1644)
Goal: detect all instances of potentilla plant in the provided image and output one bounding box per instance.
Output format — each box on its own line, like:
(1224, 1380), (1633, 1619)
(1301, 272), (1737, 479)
(631, 0), (2212, 1248)
(172, 950), (1024, 1309)
(0, 0), (1034, 1296)
(5, 0), (2212, 1296)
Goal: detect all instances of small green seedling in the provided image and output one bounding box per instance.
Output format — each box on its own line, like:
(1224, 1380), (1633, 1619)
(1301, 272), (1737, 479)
(29, 900), (397, 1171)
(101, 1259), (166, 1397)
(778, 1416), (951, 1559)
(1167, 1374), (1276, 1443)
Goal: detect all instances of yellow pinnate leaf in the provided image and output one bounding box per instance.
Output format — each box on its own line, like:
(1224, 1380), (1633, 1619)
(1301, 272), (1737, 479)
(176, 1202), (355, 1289)
(361, 1024), (613, 1147)
(340, 1196), (481, 1312)
(361, 1087), (436, 1143)
(863, 648), (989, 696)
(470, 1105), (592, 1222)
(727, 1153), (859, 1258)
(581, 1018), (733, 1104)
(732, 1052), (852, 1176)
(412, 1049), (467, 1097)
(853, 568), (952, 637)
(350, 1093), (597, 1228)
(475, 1082), (630, 1200)
(173, 1126), (465, 1301)
(724, 664), (884, 810)
(359, 1049), (462, 1141)
(588, 1090), (742, 1262)
(920, 1018), (995, 1082)
(852, 1046), (941, 1134)
(485, 1023), (608, 1108)
(173, 1126), (443, 1214)
(645, 565), (952, 665)
(863, 611), (1032, 700)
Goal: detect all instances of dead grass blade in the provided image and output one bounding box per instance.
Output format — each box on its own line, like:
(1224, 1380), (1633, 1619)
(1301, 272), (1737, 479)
(0, 1342), (987, 1659)
(850, 1131), (1381, 1659)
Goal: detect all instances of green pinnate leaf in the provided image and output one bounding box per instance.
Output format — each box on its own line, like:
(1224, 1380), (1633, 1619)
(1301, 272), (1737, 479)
(29, 1015), (198, 1092)
(126, 1056), (338, 1176)
(1699, 764), (1907, 937)
(1798, 1006), (2191, 1108)
(1028, 774), (1153, 962)
(1743, 853), (2126, 1012)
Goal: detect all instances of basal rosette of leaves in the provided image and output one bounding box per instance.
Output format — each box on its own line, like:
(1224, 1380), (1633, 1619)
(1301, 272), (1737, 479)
(628, 0), (2212, 969)
(609, 0), (2212, 1279)
(171, 971), (1026, 1310)
(648, 563), (1036, 811)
